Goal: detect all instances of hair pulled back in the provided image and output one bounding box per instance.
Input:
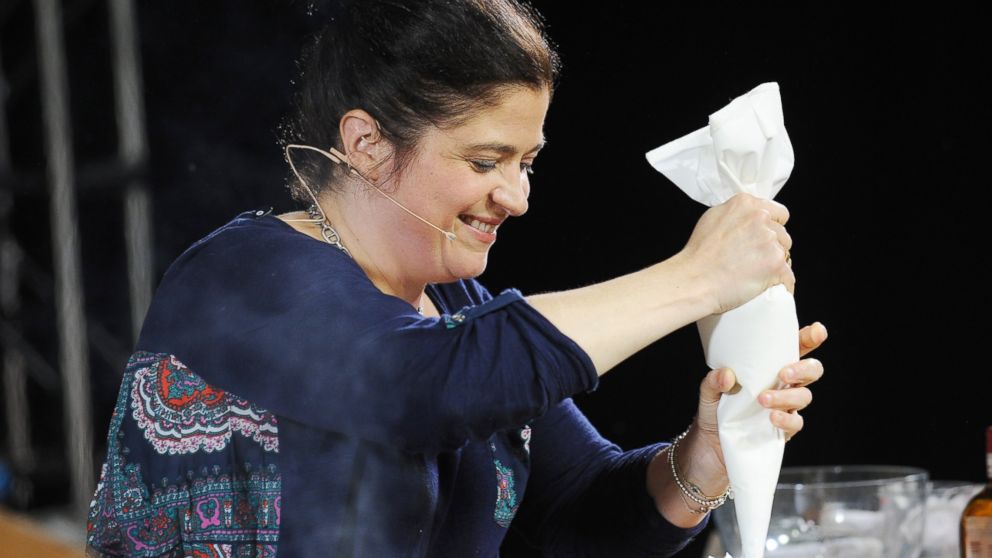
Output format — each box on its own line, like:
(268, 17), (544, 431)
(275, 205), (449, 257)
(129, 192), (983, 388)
(280, 0), (560, 202)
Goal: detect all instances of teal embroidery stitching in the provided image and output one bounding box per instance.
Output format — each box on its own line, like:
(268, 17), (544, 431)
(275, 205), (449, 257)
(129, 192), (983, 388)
(491, 441), (519, 528)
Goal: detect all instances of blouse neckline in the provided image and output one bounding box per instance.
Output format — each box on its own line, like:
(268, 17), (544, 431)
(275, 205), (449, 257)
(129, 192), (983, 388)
(254, 210), (447, 315)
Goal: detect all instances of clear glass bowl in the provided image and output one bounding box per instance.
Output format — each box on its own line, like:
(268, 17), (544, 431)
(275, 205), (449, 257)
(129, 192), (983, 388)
(713, 465), (929, 558)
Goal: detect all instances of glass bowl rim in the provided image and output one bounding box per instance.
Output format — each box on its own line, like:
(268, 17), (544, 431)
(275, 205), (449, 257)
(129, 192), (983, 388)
(776, 464), (929, 490)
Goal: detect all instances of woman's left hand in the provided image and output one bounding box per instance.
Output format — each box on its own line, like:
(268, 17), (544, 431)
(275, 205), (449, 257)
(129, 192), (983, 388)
(647, 322), (827, 527)
(694, 321), (828, 470)
(648, 322), (828, 526)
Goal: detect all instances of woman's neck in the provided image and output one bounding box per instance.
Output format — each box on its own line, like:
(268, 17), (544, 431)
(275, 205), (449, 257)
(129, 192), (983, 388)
(317, 192), (428, 311)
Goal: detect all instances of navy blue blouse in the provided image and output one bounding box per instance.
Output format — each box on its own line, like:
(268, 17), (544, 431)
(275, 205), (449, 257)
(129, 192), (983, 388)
(86, 209), (707, 557)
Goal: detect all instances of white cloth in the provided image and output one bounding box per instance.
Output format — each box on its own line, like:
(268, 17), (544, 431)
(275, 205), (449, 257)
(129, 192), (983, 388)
(646, 82), (798, 558)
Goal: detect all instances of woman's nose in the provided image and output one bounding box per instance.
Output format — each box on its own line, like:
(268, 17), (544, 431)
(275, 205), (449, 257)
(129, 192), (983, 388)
(492, 171), (530, 217)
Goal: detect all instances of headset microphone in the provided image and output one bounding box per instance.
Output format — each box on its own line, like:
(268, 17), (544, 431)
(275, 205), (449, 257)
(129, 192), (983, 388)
(285, 143), (458, 241)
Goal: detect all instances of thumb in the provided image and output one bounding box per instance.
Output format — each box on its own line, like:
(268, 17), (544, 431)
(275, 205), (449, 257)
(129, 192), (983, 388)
(700, 367), (738, 405)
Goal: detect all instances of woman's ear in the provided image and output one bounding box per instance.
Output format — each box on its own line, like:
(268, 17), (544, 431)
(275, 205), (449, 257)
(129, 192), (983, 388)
(339, 109), (391, 181)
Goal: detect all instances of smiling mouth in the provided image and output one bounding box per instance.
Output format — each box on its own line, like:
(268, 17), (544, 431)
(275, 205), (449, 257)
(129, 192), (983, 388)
(458, 215), (498, 234)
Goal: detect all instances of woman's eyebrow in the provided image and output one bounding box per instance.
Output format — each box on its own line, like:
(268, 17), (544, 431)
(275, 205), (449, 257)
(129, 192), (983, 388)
(464, 140), (547, 155)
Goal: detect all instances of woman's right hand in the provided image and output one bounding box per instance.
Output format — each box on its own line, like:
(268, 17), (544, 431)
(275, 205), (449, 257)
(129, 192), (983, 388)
(680, 192), (795, 315)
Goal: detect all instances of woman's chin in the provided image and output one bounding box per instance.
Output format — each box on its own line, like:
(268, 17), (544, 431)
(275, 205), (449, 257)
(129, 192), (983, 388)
(442, 255), (489, 282)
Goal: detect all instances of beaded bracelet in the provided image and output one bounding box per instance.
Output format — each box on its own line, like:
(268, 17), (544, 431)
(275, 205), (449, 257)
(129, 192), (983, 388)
(666, 427), (733, 514)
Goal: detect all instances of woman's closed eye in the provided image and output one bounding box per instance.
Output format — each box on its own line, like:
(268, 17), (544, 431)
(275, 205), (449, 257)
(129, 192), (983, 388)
(470, 159), (536, 175)
(470, 159), (498, 173)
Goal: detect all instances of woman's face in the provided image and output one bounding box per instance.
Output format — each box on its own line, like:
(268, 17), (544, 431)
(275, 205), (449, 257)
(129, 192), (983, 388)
(379, 85), (551, 283)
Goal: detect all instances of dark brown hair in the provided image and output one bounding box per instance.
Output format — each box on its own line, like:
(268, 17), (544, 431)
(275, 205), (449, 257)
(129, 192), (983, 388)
(280, 0), (560, 201)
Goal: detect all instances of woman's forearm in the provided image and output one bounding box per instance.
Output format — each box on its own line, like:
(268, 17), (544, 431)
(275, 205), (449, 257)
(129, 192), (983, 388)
(526, 251), (716, 376)
(526, 194), (794, 376)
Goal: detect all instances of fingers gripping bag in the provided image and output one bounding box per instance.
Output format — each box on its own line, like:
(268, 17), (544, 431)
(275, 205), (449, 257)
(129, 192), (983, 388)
(645, 82), (798, 558)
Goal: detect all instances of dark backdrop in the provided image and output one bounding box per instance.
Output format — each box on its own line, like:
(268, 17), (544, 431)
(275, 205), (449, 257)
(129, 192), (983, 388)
(2, 1), (990, 555)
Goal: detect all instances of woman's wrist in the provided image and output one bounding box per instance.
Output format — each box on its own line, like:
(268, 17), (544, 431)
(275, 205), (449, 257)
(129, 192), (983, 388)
(669, 427), (732, 511)
(663, 249), (721, 318)
(678, 421), (730, 495)
(647, 423), (730, 528)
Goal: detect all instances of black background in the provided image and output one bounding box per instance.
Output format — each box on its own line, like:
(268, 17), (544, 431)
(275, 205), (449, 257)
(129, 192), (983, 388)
(2, 1), (991, 555)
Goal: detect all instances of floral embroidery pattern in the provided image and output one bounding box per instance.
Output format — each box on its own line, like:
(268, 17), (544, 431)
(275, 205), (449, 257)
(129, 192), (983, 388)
(491, 441), (520, 528)
(88, 352), (280, 557)
(131, 354), (278, 455)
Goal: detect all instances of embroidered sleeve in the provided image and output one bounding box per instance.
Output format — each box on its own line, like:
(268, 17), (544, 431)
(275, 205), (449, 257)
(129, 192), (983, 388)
(87, 352), (281, 557)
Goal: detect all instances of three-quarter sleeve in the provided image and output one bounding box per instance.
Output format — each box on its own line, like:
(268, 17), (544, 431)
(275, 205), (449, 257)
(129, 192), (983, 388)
(136, 216), (599, 454)
(510, 398), (708, 557)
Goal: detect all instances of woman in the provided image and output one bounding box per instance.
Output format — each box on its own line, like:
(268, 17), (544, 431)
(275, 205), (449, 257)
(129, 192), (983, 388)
(87, 1), (826, 556)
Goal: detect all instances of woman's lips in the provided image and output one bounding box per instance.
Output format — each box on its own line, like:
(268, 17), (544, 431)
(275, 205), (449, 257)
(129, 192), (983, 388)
(458, 214), (500, 243)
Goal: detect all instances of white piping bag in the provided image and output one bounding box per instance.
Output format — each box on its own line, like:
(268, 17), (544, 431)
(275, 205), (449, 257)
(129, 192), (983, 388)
(646, 82), (797, 558)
